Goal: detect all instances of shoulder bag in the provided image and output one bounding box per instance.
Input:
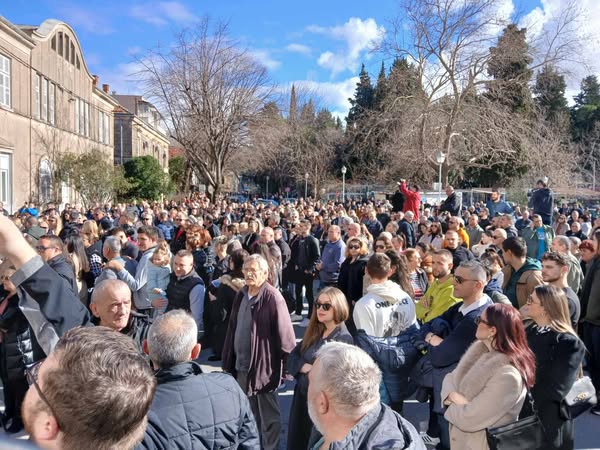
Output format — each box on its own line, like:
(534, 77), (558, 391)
(486, 388), (544, 450)
(565, 366), (597, 418)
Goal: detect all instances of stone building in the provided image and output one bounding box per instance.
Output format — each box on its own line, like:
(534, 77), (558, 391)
(0, 15), (118, 212)
(113, 94), (169, 171)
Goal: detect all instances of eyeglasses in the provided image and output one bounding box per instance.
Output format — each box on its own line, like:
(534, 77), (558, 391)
(475, 316), (491, 326)
(315, 302), (332, 311)
(526, 295), (541, 306)
(348, 244), (360, 250)
(492, 235), (502, 240)
(25, 360), (63, 429)
(453, 274), (479, 284)
(35, 245), (57, 252)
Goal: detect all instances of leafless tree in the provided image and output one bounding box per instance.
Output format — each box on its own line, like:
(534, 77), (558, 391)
(137, 19), (273, 200)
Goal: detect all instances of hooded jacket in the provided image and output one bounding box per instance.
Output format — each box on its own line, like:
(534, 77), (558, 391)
(306, 403), (426, 450)
(353, 280), (416, 338)
(502, 258), (543, 308)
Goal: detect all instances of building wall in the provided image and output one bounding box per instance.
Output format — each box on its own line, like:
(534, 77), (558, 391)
(0, 17), (118, 212)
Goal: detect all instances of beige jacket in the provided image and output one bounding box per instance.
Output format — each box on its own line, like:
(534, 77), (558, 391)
(441, 341), (526, 450)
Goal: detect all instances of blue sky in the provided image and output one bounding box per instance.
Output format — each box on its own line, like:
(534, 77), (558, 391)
(3, 0), (597, 117)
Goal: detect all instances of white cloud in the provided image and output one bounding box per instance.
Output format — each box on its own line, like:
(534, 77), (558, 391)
(307, 17), (385, 77)
(519, 0), (600, 98)
(249, 50), (281, 71)
(285, 43), (311, 56)
(129, 1), (199, 27)
(100, 62), (147, 96)
(292, 77), (359, 120)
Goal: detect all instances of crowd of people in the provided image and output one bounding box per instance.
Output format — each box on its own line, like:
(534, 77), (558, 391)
(0, 178), (597, 449)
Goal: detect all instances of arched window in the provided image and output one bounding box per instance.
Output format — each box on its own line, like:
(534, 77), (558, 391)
(39, 159), (52, 204)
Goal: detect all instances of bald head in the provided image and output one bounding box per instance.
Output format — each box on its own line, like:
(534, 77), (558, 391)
(260, 226), (274, 244)
(90, 280), (132, 332)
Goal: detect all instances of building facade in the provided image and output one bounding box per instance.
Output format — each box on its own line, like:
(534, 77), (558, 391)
(113, 94), (169, 171)
(0, 16), (118, 212)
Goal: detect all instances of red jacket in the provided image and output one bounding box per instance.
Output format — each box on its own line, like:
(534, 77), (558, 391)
(222, 282), (296, 395)
(400, 181), (421, 221)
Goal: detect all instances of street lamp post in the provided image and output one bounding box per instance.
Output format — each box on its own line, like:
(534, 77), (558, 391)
(265, 175), (269, 198)
(436, 151), (446, 206)
(341, 166), (347, 203)
(304, 173), (309, 199)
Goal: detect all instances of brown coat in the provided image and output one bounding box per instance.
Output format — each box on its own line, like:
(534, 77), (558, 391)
(501, 265), (544, 308)
(441, 341), (526, 450)
(222, 282), (296, 396)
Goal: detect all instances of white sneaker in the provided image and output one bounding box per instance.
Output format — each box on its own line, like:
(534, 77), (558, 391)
(299, 318), (310, 327)
(420, 432), (440, 446)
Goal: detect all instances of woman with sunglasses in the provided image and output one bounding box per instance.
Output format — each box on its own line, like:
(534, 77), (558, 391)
(0, 263), (45, 433)
(286, 287), (353, 450)
(338, 237), (369, 334)
(441, 304), (536, 450)
(523, 285), (585, 449)
(419, 221), (444, 250)
(553, 214), (570, 236)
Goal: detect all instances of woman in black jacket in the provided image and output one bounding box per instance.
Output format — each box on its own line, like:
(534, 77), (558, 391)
(523, 285), (585, 450)
(286, 287), (353, 450)
(337, 237), (369, 335)
(0, 265), (45, 433)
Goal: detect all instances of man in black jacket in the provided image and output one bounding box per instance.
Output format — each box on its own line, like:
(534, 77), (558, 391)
(139, 310), (259, 450)
(439, 186), (460, 217)
(35, 235), (77, 293)
(290, 219), (320, 325)
(528, 179), (554, 226)
(306, 342), (425, 450)
(444, 230), (474, 271)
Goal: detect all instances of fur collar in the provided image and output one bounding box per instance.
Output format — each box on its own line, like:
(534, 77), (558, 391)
(451, 341), (513, 400)
(219, 274), (245, 292)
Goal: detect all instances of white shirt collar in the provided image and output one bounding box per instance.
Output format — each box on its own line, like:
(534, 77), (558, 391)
(458, 294), (492, 315)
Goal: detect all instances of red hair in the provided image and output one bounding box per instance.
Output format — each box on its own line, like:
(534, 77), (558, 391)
(485, 304), (536, 388)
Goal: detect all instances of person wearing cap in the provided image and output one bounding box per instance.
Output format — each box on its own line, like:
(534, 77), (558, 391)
(528, 179), (554, 226)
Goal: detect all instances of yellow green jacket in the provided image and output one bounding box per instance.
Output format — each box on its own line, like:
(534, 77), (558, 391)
(415, 277), (462, 323)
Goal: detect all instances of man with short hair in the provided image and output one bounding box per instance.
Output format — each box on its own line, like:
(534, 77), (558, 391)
(521, 213), (555, 261)
(170, 211), (188, 254)
(107, 225), (158, 315)
(36, 235), (77, 293)
(306, 342), (425, 450)
(551, 235), (584, 293)
(399, 179), (422, 221)
(108, 226), (140, 261)
(399, 210), (417, 248)
(257, 226), (283, 288)
(21, 326), (156, 450)
(439, 185), (460, 217)
(416, 250), (461, 323)
(139, 310), (259, 449)
(567, 220), (588, 240)
(420, 261), (492, 450)
(446, 216), (469, 248)
(204, 214), (221, 238)
(222, 254), (296, 450)
(501, 237), (544, 308)
(485, 188), (513, 217)
(354, 253), (417, 337)
(465, 215), (483, 250)
(443, 230), (473, 271)
(156, 210), (174, 242)
(499, 214), (518, 239)
(95, 236), (137, 285)
(23, 216), (47, 243)
(364, 210), (384, 240)
(90, 279), (151, 351)
(162, 250), (205, 336)
(540, 252), (581, 328)
(318, 225), (346, 289)
(515, 210), (532, 235)
(345, 222), (361, 241)
(290, 220), (320, 323)
(528, 179), (554, 225)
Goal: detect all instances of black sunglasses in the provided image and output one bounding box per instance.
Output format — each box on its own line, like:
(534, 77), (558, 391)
(315, 302), (332, 311)
(348, 244), (360, 250)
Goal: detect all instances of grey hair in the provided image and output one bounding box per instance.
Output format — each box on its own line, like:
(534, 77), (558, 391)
(243, 254), (269, 272)
(458, 260), (487, 283)
(340, 216), (354, 226)
(103, 236), (122, 254)
(147, 310), (197, 368)
(553, 235), (571, 253)
(91, 279), (130, 305)
(314, 342), (381, 420)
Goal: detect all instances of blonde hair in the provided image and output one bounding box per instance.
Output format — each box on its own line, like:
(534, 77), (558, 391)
(151, 240), (171, 267)
(301, 287), (349, 352)
(81, 220), (99, 242)
(534, 285), (578, 336)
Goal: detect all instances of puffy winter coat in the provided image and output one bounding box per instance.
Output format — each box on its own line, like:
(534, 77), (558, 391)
(138, 361), (260, 450)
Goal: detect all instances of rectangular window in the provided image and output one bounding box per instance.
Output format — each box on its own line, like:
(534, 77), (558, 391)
(74, 97), (79, 133)
(58, 33), (63, 56)
(51, 35), (56, 51)
(0, 54), (10, 108)
(41, 78), (48, 121)
(65, 35), (70, 61)
(78, 99), (84, 134)
(49, 83), (55, 125)
(34, 74), (40, 119)
(70, 43), (75, 65)
(104, 113), (110, 145)
(84, 102), (89, 136)
(98, 112), (104, 143)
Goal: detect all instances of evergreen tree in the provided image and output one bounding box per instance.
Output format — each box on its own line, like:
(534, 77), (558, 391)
(373, 61), (387, 110)
(289, 84), (298, 123)
(346, 64), (374, 126)
(533, 65), (568, 122)
(300, 99), (315, 125)
(486, 24), (533, 113)
(574, 75), (600, 107)
(315, 109), (336, 129)
(387, 58), (423, 104)
(571, 75), (600, 141)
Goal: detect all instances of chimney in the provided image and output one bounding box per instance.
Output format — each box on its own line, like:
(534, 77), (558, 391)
(92, 75), (99, 87)
(102, 84), (110, 93)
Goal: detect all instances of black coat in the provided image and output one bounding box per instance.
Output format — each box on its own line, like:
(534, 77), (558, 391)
(138, 361), (259, 450)
(439, 192), (461, 216)
(399, 220), (416, 248)
(392, 190), (406, 212)
(47, 254), (77, 294)
(0, 294), (45, 383)
(170, 227), (187, 254)
(338, 256), (369, 303)
(526, 324), (585, 450)
(289, 234), (320, 282)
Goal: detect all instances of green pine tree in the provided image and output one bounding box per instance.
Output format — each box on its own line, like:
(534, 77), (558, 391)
(533, 65), (568, 122)
(346, 64), (374, 126)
